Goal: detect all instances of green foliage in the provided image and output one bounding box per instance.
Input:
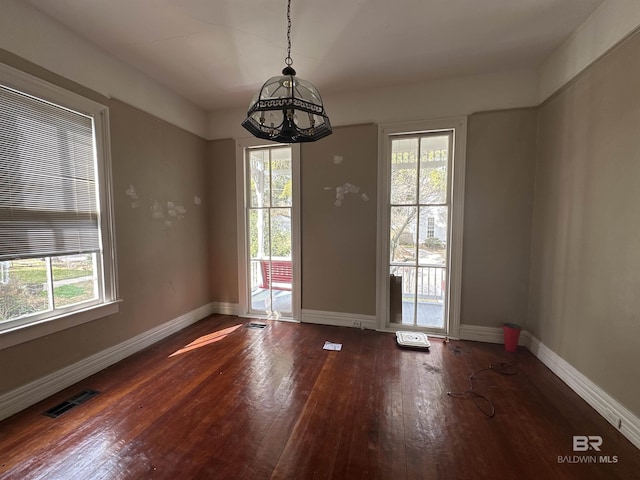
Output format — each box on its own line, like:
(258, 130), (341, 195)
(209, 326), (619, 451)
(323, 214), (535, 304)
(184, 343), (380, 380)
(250, 213), (259, 258)
(270, 228), (291, 257)
(8, 264), (46, 283)
(9, 261), (92, 284)
(279, 179), (292, 203)
(249, 211), (291, 259)
(54, 281), (95, 307)
(54, 284), (86, 298)
(0, 283), (48, 321)
(53, 267), (92, 281)
(0, 258), (95, 321)
(423, 237), (445, 249)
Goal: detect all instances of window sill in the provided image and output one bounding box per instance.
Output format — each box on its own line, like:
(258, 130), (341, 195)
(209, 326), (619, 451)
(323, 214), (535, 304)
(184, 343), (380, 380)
(0, 300), (121, 351)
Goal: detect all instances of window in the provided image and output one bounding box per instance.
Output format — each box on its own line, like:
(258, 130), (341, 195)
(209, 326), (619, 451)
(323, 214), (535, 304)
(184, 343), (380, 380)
(378, 118), (466, 337)
(0, 63), (117, 345)
(236, 138), (300, 321)
(246, 146), (294, 317)
(388, 133), (451, 331)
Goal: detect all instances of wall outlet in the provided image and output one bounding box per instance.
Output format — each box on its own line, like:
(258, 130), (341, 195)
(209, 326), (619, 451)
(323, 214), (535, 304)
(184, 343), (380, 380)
(352, 320), (362, 329)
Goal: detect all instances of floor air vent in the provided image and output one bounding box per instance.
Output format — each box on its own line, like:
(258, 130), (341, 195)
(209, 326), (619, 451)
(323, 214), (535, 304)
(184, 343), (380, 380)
(246, 322), (268, 329)
(43, 389), (99, 418)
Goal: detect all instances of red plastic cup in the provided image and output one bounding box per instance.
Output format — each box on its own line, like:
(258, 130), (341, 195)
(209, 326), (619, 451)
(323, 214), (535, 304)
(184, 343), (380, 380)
(503, 323), (521, 352)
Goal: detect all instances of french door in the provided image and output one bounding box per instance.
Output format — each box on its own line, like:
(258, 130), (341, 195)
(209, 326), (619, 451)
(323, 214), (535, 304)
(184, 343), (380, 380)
(378, 119), (466, 336)
(237, 140), (300, 321)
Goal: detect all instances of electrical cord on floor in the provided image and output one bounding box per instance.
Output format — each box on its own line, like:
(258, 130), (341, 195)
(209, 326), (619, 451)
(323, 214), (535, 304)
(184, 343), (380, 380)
(447, 362), (518, 418)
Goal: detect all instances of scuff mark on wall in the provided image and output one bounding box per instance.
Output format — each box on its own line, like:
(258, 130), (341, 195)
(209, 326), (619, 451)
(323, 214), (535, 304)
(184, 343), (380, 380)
(151, 200), (164, 220)
(167, 201), (186, 220)
(333, 182), (370, 207)
(125, 184), (140, 208)
(125, 184), (201, 228)
(324, 154), (369, 207)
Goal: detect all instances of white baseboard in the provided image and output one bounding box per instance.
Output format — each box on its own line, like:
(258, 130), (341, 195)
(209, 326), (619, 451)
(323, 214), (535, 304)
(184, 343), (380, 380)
(0, 302), (217, 421)
(459, 324), (528, 346)
(210, 301), (241, 316)
(527, 334), (640, 450)
(301, 309), (377, 330)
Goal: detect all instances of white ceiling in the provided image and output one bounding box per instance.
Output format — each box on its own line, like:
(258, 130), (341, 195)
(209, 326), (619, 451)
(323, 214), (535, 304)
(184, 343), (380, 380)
(28, 0), (604, 112)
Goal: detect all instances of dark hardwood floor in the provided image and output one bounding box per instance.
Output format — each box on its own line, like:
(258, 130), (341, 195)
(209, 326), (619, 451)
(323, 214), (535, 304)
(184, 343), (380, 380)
(0, 315), (637, 479)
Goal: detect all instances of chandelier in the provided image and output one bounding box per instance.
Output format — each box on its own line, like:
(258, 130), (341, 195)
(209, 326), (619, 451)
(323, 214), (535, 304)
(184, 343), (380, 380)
(241, 0), (332, 143)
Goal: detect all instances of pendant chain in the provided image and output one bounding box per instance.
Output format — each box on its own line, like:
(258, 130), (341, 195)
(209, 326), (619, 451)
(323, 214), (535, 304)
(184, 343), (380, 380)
(285, 0), (293, 66)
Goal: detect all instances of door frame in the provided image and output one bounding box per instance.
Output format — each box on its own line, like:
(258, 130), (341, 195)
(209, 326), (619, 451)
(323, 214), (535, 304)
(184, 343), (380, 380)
(235, 137), (301, 322)
(376, 117), (467, 337)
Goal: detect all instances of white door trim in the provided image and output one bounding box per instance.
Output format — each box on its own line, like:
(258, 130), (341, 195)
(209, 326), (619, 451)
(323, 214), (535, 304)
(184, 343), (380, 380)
(235, 137), (301, 321)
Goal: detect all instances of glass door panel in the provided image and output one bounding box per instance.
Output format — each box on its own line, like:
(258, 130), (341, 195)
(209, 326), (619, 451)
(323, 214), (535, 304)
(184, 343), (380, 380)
(389, 133), (451, 330)
(247, 146), (293, 318)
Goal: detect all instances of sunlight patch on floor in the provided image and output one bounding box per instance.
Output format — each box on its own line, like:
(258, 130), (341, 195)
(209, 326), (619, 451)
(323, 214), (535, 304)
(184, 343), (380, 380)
(169, 324), (242, 357)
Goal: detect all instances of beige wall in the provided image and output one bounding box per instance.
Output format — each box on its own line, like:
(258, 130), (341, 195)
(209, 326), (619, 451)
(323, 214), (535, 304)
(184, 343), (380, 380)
(0, 50), (211, 393)
(208, 139), (239, 304)
(207, 117), (539, 322)
(462, 109), (537, 327)
(529, 32), (640, 416)
(206, 125), (379, 315)
(301, 124), (378, 315)
(109, 100), (211, 328)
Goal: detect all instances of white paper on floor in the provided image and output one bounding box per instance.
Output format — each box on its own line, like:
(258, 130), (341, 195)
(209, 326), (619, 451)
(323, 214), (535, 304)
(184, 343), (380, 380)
(323, 341), (342, 351)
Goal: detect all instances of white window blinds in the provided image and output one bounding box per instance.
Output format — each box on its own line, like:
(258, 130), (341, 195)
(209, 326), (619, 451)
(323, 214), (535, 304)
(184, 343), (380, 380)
(0, 85), (100, 261)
